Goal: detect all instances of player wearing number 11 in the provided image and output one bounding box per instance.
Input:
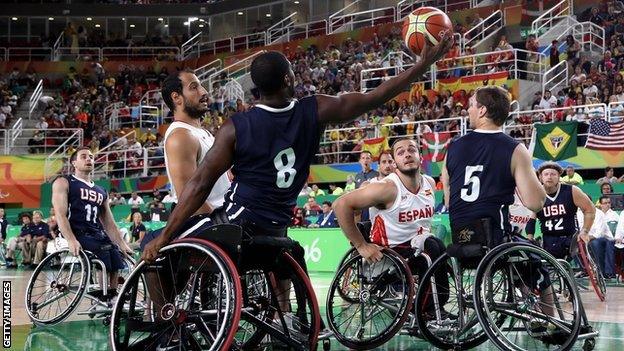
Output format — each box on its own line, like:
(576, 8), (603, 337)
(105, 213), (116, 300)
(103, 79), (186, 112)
(52, 147), (133, 291)
(142, 32), (453, 262)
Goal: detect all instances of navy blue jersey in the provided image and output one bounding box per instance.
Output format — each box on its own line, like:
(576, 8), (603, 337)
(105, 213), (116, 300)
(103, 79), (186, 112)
(447, 131), (519, 231)
(536, 184), (578, 237)
(31, 221), (50, 238)
(227, 97), (322, 226)
(64, 175), (108, 236)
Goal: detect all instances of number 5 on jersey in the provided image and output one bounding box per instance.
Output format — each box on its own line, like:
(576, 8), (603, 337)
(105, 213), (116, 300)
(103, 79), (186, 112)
(274, 148), (297, 189)
(461, 165), (483, 202)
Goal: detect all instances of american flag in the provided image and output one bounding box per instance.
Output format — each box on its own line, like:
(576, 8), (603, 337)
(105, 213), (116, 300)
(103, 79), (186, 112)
(585, 119), (624, 150)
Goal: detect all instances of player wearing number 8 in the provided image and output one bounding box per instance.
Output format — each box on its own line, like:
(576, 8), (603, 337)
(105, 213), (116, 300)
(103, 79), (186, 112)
(51, 147), (133, 291)
(525, 162), (596, 259)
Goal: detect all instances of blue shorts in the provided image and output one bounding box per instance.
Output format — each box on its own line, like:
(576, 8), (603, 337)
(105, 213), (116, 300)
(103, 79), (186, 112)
(76, 232), (126, 273)
(542, 235), (572, 260)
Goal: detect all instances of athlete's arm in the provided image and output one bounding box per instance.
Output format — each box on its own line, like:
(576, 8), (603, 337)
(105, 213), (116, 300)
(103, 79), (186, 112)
(333, 181), (397, 263)
(142, 119), (236, 262)
(441, 159), (450, 208)
(510, 144), (546, 212)
(51, 177), (81, 256)
(316, 33), (453, 125)
(572, 185), (595, 242)
(100, 201), (133, 254)
(164, 129), (213, 215)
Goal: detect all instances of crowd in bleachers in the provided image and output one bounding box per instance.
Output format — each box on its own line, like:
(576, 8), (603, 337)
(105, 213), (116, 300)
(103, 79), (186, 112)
(0, 68), (36, 129)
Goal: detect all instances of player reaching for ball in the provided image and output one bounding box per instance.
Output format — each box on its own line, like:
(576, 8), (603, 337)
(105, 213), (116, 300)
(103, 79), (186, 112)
(143, 30), (453, 261)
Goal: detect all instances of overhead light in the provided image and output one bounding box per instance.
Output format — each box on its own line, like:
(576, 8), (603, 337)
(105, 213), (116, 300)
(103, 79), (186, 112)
(129, 24), (135, 28)
(87, 17), (92, 21)
(199, 19), (205, 22)
(189, 17), (198, 21)
(95, 24), (101, 28)
(199, 24), (204, 28)
(164, 24), (169, 27)
(294, 0), (300, 3)
(48, 17), (54, 21)
(158, 17), (163, 21)
(266, 13), (271, 17)
(237, 11), (243, 15)
(122, 18), (126, 21)
(183, 21), (190, 26)
(11, 17), (17, 21)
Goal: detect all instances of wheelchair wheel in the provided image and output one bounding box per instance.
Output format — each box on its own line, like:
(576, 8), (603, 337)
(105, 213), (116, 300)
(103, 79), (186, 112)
(237, 251), (321, 351)
(578, 240), (606, 301)
(25, 249), (91, 326)
(110, 238), (242, 351)
(415, 253), (491, 350)
(336, 248), (360, 304)
(327, 248), (414, 350)
(474, 242), (582, 351)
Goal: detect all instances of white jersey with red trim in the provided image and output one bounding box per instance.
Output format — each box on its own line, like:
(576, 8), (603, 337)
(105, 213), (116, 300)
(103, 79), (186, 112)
(369, 173), (435, 250)
(508, 193), (534, 233)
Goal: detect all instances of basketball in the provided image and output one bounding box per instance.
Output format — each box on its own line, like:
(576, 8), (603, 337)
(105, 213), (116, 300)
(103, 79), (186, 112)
(402, 7), (453, 55)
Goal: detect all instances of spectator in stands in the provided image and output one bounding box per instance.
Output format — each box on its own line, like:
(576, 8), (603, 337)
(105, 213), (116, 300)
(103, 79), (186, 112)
(151, 202), (168, 222)
(5, 213), (33, 268)
(565, 34), (581, 66)
(299, 183), (313, 197)
(549, 40), (560, 68)
(303, 196), (322, 217)
(161, 190), (175, 204)
(148, 196), (162, 210)
(151, 188), (163, 202)
(538, 89), (558, 110)
(345, 175), (356, 192)
(597, 166), (621, 184)
(0, 100), (12, 121)
(128, 212), (146, 250)
(309, 201), (338, 228)
(592, 196), (617, 279)
(583, 78), (599, 98)
(0, 208), (7, 245)
(30, 210), (50, 267)
(110, 191), (127, 206)
(309, 184), (326, 197)
(329, 183), (344, 195)
(0, 110), (6, 129)
(560, 165), (584, 185)
(291, 208), (309, 228)
(354, 151), (378, 189)
(128, 192), (145, 208)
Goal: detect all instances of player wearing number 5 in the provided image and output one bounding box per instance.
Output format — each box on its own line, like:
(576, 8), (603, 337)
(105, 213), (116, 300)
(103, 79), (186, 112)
(441, 86), (546, 252)
(142, 34), (453, 262)
(525, 162), (596, 259)
(52, 147), (133, 291)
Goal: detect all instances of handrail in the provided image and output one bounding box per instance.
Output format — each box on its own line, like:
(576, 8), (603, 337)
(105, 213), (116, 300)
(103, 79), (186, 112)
(181, 32), (203, 60)
(92, 146), (165, 180)
(55, 47), (103, 61)
(396, 0), (472, 21)
(8, 118), (23, 153)
(101, 46), (181, 61)
(267, 12), (298, 44)
(104, 102), (126, 130)
(29, 79), (44, 119)
(531, 0), (572, 36)
(286, 19), (327, 41)
(207, 50), (266, 93)
(52, 31), (64, 61)
(7, 47), (52, 61)
(328, 6), (395, 34)
(44, 129), (84, 180)
(509, 103), (608, 123)
(195, 58), (222, 81)
(97, 130), (137, 155)
(542, 59), (568, 96)
(462, 10), (503, 52)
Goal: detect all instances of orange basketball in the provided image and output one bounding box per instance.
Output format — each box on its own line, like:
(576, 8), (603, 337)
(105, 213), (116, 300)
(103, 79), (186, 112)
(402, 7), (453, 55)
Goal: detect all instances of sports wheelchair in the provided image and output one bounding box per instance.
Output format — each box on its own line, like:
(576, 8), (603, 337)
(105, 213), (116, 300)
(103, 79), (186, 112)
(326, 220), (598, 351)
(109, 223), (321, 351)
(25, 246), (137, 327)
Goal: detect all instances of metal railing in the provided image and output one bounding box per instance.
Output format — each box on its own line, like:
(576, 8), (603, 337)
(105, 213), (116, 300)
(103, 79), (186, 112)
(7, 47), (52, 61)
(97, 130), (137, 155)
(223, 80), (244, 105)
(28, 79), (43, 119)
(360, 62), (434, 93)
(92, 146), (165, 180)
(608, 101), (624, 122)
(328, 0), (361, 34)
(267, 12), (298, 44)
(396, 0), (474, 22)
(286, 20), (327, 42)
(181, 32), (203, 60)
(102, 46), (181, 61)
(196, 59), (223, 82)
(0, 48), (6, 61)
(542, 60), (568, 96)
(531, 0), (573, 37)
(508, 103), (608, 124)
(206, 50), (266, 93)
(43, 129), (84, 181)
(329, 5), (396, 34)
(539, 21), (605, 57)
(434, 49), (545, 81)
(462, 10), (504, 52)
(198, 32), (266, 57)
(52, 32), (64, 61)
(6, 118), (23, 155)
(12, 128), (83, 156)
(105, 102), (125, 131)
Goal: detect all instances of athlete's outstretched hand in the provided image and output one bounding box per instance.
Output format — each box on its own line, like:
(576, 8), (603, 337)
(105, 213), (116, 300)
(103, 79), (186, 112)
(356, 242), (383, 263)
(418, 30), (454, 68)
(67, 238), (82, 256)
(141, 235), (167, 263)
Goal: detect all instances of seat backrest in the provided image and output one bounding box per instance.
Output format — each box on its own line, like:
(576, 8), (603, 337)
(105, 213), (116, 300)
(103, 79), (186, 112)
(356, 221), (372, 243)
(191, 223), (243, 261)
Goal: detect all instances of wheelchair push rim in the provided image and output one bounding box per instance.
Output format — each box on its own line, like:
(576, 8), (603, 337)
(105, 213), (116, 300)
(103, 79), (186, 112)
(577, 239), (606, 302)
